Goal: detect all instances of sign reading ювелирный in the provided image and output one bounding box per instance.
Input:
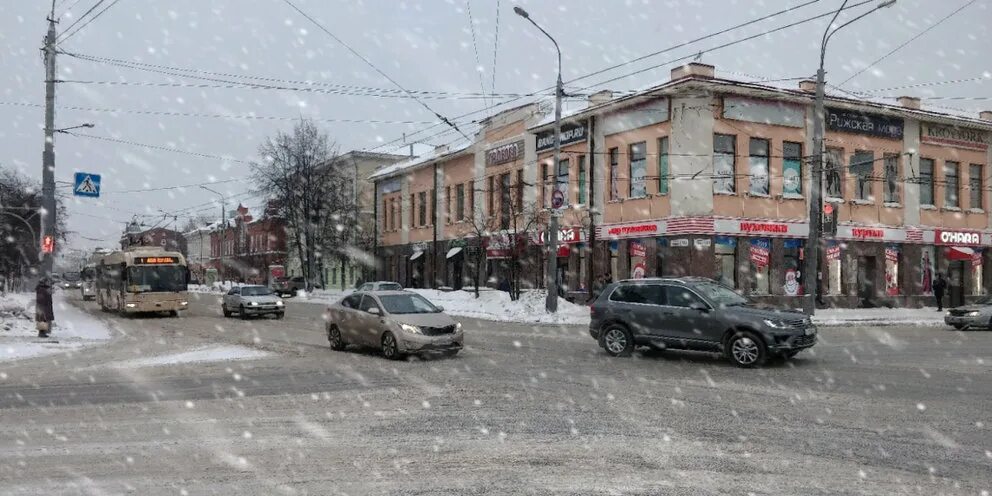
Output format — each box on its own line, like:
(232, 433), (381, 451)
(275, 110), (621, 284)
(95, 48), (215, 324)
(826, 108), (904, 140)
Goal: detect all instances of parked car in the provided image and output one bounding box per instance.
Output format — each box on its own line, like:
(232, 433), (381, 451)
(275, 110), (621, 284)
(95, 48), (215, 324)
(588, 277), (817, 367)
(357, 281), (403, 292)
(944, 296), (992, 329)
(324, 290), (463, 359)
(272, 276), (320, 296)
(222, 285), (285, 319)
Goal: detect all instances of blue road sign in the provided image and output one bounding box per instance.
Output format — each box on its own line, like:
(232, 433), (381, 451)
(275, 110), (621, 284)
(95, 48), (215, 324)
(73, 172), (101, 198)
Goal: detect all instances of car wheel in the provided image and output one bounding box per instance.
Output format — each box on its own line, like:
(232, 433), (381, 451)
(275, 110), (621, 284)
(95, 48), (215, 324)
(327, 325), (346, 351)
(222, 305), (231, 318)
(239, 305), (248, 320)
(381, 331), (403, 360)
(727, 331), (767, 368)
(601, 324), (634, 357)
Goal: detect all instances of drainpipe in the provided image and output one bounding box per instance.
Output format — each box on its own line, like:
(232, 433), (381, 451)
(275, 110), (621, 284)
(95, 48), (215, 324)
(432, 162), (439, 289)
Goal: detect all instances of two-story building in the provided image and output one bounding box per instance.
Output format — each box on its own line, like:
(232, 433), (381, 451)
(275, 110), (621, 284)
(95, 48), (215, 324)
(209, 203), (287, 283)
(373, 62), (992, 308)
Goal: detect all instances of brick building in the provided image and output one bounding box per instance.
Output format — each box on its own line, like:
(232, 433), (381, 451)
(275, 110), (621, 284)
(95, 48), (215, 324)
(121, 224), (187, 255)
(209, 203), (288, 283)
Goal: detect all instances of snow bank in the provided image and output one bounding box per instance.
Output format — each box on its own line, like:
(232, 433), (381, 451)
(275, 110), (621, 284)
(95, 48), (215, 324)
(812, 307), (946, 327)
(409, 288), (590, 326)
(0, 293), (113, 362)
(109, 345), (272, 368)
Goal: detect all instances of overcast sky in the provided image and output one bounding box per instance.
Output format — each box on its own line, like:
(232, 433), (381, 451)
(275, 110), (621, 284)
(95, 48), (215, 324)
(1, 0), (988, 250)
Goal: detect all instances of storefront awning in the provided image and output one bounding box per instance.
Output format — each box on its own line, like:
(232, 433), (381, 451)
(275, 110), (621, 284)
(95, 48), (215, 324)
(409, 251), (424, 261)
(446, 247), (463, 259)
(946, 246), (975, 261)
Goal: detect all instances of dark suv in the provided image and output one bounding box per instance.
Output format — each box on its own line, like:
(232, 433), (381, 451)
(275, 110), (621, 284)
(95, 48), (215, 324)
(589, 277), (817, 367)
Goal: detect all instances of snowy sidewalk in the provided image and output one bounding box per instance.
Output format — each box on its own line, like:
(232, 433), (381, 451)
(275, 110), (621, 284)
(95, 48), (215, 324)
(0, 292), (114, 362)
(812, 307), (947, 327)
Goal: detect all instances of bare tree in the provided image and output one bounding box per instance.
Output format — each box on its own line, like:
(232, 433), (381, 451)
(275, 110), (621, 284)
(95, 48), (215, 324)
(0, 166), (67, 291)
(252, 118), (351, 290)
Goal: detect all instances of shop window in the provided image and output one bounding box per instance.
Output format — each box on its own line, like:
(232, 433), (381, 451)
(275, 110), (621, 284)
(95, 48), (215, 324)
(749, 238), (770, 295)
(609, 242), (619, 280)
(825, 147), (844, 199)
(577, 156), (587, 205)
(578, 245), (588, 292)
(884, 246), (900, 296)
(628, 239), (647, 278)
(609, 148), (619, 201)
(557, 158), (570, 207)
(783, 240), (803, 296)
(969, 164), (983, 210)
(418, 191), (427, 227)
(455, 184), (465, 221)
(884, 154), (900, 203)
(629, 142), (647, 198)
(500, 173), (511, 230)
(715, 237), (737, 289)
(945, 161), (960, 208)
(852, 150), (874, 201)
(972, 251), (984, 296)
(782, 141), (803, 197)
(658, 137), (670, 196)
(921, 246), (935, 295)
(919, 158), (935, 206)
(827, 247), (843, 295)
(713, 134), (736, 194)
(748, 138), (770, 196)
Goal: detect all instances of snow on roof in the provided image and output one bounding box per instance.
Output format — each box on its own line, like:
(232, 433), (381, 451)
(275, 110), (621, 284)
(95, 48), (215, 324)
(368, 141), (473, 180)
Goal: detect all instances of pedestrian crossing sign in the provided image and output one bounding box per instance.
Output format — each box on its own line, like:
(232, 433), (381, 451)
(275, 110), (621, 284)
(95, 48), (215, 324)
(73, 172), (101, 198)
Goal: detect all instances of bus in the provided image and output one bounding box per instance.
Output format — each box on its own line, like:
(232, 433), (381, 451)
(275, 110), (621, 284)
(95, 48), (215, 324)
(96, 246), (189, 316)
(80, 263), (97, 300)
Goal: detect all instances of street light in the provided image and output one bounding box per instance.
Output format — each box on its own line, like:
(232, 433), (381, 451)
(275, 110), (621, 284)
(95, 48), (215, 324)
(803, 0), (896, 315)
(54, 123), (95, 134)
(200, 185), (227, 282)
(514, 5), (564, 313)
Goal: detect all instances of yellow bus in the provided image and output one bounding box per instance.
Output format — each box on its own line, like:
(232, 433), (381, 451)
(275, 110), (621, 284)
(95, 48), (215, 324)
(96, 247), (189, 316)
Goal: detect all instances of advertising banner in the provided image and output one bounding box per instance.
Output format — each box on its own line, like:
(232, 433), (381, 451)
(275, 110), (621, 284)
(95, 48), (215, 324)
(749, 238), (770, 268)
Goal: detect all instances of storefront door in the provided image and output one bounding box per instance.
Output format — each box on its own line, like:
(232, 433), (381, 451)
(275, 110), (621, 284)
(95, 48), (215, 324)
(858, 256), (877, 302)
(557, 259), (569, 295)
(949, 261), (966, 307)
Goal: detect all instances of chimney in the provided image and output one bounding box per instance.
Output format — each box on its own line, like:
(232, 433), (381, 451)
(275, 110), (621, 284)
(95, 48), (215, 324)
(587, 90), (614, 107)
(897, 96), (921, 110)
(670, 62), (715, 81)
(798, 80), (817, 93)
(980, 110), (992, 121)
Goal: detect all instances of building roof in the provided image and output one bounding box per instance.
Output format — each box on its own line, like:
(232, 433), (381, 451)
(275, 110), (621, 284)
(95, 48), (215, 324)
(368, 141), (473, 181)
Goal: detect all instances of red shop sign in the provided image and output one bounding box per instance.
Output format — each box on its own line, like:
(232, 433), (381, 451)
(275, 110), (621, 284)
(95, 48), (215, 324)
(935, 229), (982, 246)
(605, 222), (660, 237)
(851, 228), (885, 239)
(739, 221), (789, 234)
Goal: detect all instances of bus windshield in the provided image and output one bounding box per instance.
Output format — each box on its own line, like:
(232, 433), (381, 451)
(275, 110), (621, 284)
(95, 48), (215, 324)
(63, 272), (80, 282)
(127, 265), (187, 293)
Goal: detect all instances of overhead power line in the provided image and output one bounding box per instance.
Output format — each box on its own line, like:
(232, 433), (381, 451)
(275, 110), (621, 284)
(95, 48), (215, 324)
(280, 0), (471, 141)
(491, 0), (501, 100)
(61, 131), (252, 164)
(56, 0), (104, 39)
(465, 0), (490, 114)
(58, 0), (124, 43)
(838, 0), (978, 87)
(852, 75), (991, 95)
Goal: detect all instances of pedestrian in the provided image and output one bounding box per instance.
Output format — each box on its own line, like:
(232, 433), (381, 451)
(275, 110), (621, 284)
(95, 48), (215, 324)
(589, 274), (605, 303)
(933, 272), (947, 311)
(35, 277), (54, 338)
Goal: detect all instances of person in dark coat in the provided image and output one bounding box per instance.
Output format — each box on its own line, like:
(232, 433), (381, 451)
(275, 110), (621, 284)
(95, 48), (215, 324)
(933, 272), (947, 311)
(589, 274), (605, 303)
(35, 278), (54, 338)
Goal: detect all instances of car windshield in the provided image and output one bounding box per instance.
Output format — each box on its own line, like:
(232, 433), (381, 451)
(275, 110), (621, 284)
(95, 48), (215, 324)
(691, 280), (748, 306)
(242, 286), (273, 296)
(126, 266), (187, 293)
(378, 294), (439, 314)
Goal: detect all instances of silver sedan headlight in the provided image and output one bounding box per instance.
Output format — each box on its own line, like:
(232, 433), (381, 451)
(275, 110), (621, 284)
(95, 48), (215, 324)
(400, 323), (422, 334)
(275, 300), (284, 307)
(250, 301), (259, 306)
(967, 311), (980, 317)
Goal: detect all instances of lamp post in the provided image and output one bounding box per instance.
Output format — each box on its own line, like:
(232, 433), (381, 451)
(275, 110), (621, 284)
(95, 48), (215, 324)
(514, 5), (563, 313)
(201, 185), (226, 281)
(54, 123), (95, 134)
(803, 0), (896, 315)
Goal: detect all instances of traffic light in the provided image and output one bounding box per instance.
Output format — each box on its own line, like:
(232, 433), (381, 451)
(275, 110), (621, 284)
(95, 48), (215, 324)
(41, 235), (54, 254)
(822, 203), (838, 237)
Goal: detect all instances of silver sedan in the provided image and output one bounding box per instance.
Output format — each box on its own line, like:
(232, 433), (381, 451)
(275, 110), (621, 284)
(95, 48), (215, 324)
(222, 285), (286, 319)
(944, 296), (992, 330)
(324, 290), (463, 359)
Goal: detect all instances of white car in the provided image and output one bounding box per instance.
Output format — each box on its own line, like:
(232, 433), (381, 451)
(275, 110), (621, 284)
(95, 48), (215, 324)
(222, 285), (285, 319)
(356, 281), (403, 292)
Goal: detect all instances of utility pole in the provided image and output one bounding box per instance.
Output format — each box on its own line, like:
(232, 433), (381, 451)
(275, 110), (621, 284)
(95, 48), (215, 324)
(200, 185), (226, 281)
(514, 6), (562, 313)
(803, 0), (896, 315)
(37, 1), (58, 331)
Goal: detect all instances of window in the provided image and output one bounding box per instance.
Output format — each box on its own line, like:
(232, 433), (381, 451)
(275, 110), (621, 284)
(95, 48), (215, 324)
(455, 184), (465, 221)
(383, 199), (389, 230)
(467, 181), (474, 218)
(341, 294), (361, 309)
(852, 150), (874, 201)
(920, 158), (935, 206)
(609, 284), (663, 304)
(629, 142), (647, 198)
(391, 199), (398, 230)
(557, 158), (570, 207)
(577, 155), (587, 204)
(713, 134), (736, 194)
(658, 137), (669, 196)
(358, 295), (380, 313)
(715, 238), (737, 289)
(749, 238), (770, 295)
(609, 147), (619, 200)
(825, 147), (844, 199)
(430, 188), (436, 226)
(487, 176), (495, 215)
(884, 246), (900, 296)
(516, 169), (524, 211)
(445, 186), (451, 223)
(500, 173), (511, 230)
(418, 191), (427, 226)
(945, 161), (960, 208)
(747, 138), (770, 196)
(409, 194), (415, 227)
(970, 164), (983, 210)
(884, 153), (900, 203)
(664, 285), (706, 308)
(782, 141), (802, 197)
